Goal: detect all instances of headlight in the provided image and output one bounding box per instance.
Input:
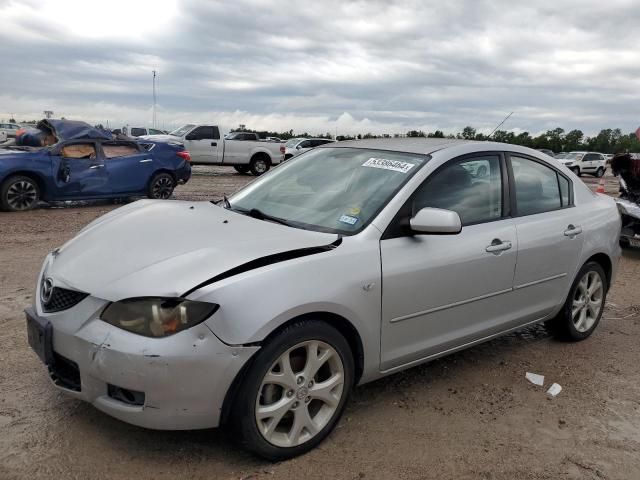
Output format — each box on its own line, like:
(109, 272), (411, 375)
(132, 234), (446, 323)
(564, 162), (574, 167)
(101, 297), (219, 337)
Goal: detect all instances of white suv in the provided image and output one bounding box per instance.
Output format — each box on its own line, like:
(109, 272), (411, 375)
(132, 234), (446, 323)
(558, 151), (606, 177)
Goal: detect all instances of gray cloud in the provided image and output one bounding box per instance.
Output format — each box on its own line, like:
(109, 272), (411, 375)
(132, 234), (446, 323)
(1, 0), (639, 135)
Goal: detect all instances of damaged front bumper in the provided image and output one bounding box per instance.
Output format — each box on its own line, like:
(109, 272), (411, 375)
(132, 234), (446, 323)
(615, 198), (640, 247)
(25, 297), (258, 430)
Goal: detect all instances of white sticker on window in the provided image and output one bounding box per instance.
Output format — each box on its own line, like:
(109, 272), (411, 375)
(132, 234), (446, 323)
(362, 157), (415, 173)
(339, 214), (359, 225)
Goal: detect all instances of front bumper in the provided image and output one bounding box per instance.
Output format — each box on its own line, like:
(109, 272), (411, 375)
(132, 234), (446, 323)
(26, 297), (258, 430)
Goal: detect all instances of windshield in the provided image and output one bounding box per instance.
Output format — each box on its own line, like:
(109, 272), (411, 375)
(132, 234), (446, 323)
(229, 147), (429, 234)
(169, 124), (195, 137)
(564, 152), (584, 160)
(285, 138), (304, 147)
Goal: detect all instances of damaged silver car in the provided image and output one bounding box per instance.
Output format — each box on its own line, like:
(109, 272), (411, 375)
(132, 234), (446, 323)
(27, 138), (621, 460)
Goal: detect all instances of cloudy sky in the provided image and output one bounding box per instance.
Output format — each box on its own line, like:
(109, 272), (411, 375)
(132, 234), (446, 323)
(1, 0), (639, 136)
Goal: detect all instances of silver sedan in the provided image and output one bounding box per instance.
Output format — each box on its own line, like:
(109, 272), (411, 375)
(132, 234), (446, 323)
(26, 138), (620, 460)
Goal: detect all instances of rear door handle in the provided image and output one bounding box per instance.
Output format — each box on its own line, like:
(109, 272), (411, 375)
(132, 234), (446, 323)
(564, 224), (582, 237)
(211, 142), (217, 146)
(89, 164), (104, 169)
(486, 239), (512, 253)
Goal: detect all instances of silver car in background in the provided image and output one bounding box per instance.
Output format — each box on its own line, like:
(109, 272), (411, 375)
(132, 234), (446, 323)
(27, 138), (620, 460)
(283, 137), (334, 160)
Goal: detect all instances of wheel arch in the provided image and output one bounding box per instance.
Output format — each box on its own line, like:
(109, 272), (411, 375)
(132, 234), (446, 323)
(585, 252), (612, 290)
(219, 310), (364, 427)
(2, 170), (47, 196)
(147, 168), (177, 186)
(250, 151), (272, 165)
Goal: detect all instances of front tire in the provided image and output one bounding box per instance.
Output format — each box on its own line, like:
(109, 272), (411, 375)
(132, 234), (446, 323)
(249, 155), (271, 176)
(595, 167), (605, 177)
(571, 166), (581, 176)
(546, 261), (607, 341)
(147, 172), (175, 199)
(230, 320), (354, 461)
(0, 175), (40, 211)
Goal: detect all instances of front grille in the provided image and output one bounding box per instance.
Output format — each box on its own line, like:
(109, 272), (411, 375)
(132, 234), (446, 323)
(42, 287), (88, 313)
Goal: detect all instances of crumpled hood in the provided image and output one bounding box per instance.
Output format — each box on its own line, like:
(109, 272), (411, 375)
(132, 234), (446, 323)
(45, 200), (337, 301)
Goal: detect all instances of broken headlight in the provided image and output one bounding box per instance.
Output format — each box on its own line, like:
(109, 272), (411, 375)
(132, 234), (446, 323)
(101, 298), (219, 338)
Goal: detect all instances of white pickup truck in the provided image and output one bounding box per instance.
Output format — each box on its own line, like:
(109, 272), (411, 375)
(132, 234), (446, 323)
(142, 124), (282, 175)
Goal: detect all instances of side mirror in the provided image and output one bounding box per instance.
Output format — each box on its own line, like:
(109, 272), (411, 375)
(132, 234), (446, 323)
(409, 207), (462, 234)
(185, 133), (196, 140)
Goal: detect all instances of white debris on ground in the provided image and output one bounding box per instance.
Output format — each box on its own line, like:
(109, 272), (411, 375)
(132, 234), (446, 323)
(547, 383), (562, 397)
(525, 372), (545, 386)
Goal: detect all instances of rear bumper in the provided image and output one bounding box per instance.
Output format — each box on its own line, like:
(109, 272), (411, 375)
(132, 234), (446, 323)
(26, 300), (258, 430)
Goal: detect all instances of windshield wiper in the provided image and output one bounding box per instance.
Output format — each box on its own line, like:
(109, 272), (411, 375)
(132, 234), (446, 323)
(246, 208), (292, 226)
(212, 194), (231, 209)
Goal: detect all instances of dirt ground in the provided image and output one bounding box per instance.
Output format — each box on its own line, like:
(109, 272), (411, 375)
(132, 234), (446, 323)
(1, 167), (639, 480)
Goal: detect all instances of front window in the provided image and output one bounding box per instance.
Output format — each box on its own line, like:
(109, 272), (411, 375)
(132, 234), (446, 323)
(130, 128), (146, 137)
(229, 147), (429, 234)
(169, 124), (195, 137)
(564, 152), (584, 161)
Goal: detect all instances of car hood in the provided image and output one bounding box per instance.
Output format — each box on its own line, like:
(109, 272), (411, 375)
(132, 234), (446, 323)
(45, 200), (338, 301)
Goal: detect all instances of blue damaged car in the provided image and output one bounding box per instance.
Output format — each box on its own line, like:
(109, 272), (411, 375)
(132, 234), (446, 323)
(0, 119), (191, 212)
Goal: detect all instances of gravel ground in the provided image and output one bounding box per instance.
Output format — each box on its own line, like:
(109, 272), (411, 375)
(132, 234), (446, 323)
(1, 167), (639, 480)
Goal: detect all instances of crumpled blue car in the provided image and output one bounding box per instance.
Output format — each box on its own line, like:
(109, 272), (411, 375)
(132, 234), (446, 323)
(0, 119), (191, 212)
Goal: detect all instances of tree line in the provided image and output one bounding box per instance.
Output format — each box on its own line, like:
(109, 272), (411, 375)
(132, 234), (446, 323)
(232, 125), (640, 154)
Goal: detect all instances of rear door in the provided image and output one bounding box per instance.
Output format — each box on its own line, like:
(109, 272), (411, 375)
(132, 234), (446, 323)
(380, 153), (519, 370)
(100, 142), (154, 194)
(507, 154), (584, 321)
(184, 126), (221, 163)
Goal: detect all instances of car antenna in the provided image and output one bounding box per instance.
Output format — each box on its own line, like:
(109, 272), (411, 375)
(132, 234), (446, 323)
(486, 112), (514, 139)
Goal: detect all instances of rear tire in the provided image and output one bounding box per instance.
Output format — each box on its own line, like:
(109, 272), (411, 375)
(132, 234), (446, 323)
(545, 261), (607, 341)
(234, 165), (250, 175)
(147, 172), (175, 199)
(230, 319), (354, 461)
(250, 156), (270, 176)
(0, 175), (40, 211)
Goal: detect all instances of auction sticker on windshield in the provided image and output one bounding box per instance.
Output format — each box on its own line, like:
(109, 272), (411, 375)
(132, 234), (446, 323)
(362, 158), (416, 173)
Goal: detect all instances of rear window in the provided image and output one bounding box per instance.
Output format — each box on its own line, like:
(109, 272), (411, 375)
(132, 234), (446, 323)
(130, 128), (146, 137)
(103, 143), (139, 158)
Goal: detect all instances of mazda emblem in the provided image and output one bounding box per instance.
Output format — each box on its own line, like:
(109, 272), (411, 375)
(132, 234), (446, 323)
(41, 277), (54, 305)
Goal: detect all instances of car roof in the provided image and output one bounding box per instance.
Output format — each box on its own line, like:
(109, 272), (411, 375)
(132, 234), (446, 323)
(317, 137), (472, 155)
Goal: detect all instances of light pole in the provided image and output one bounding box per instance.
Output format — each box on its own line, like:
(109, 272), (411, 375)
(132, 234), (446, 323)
(152, 70), (157, 129)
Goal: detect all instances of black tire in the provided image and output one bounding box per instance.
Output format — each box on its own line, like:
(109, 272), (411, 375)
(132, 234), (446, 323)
(147, 172), (175, 199)
(545, 261), (607, 341)
(595, 167), (605, 177)
(234, 165), (250, 175)
(0, 175), (40, 212)
(230, 319), (354, 461)
(249, 155), (271, 176)
(571, 166), (581, 176)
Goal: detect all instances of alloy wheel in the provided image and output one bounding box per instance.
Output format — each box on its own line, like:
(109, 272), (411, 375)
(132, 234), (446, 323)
(7, 180), (37, 210)
(152, 176), (174, 199)
(255, 340), (345, 448)
(254, 160), (267, 174)
(572, 271), (604, 333)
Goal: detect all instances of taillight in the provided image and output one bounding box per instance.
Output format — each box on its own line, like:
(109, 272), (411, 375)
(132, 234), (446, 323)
(177, 151), (191, 162)
(280, 145), (285, 154)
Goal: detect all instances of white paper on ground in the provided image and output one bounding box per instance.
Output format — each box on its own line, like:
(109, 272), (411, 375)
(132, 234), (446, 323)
(547, 383), (562, 397)
(525, 372), (545, 386)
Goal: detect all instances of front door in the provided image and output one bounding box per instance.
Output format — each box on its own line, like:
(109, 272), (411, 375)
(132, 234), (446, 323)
(380, 154), (518, 371)
(53, 142), (109, 198)
(184, 125), (220, 164)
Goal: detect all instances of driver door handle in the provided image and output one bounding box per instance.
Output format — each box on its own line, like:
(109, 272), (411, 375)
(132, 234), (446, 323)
(564, 224), (582, 237)
(89, 164), (104, 169)
(485, 239), (512, 253)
